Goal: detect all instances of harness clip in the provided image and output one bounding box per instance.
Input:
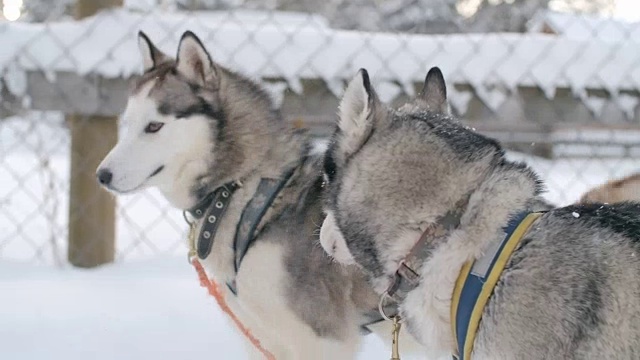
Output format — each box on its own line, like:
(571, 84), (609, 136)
(390, 315), (402, 360)
(183, 210), (197, 263)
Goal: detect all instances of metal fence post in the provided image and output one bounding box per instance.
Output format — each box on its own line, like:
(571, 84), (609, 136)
(67, 0), (123, 268)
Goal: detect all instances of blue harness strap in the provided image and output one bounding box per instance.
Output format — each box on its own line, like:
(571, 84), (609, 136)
(450, 211), (544, 360)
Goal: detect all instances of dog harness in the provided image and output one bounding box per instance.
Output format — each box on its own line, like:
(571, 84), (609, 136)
(383, 204), (544, 360)
(233, 167), (297, 275)
(450, 211), (543, 360)
(186, 165), (299, 295)
(184, 154), (400, 348)
(187, 182), (240, 260)
(183, 167), (302, 360)
(385, 196), (470, 302)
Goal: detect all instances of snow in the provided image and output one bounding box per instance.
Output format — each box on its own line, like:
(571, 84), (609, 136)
(0, 255), (423, 360)
(1, 8), (639, 115)
(528, 10), (640, 43)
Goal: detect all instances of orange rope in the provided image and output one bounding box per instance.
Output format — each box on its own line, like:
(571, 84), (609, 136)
(191, 258), (276, 360)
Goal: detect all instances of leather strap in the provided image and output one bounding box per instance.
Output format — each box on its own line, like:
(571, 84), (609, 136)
(386, 194), (470, 301)
(186, 183), (239, 260)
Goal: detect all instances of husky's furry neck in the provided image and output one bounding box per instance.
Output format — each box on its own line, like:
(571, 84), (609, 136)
(371, 157), (542, 293)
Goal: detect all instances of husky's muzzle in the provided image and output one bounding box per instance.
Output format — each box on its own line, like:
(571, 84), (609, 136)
(95, 165), (164, 193)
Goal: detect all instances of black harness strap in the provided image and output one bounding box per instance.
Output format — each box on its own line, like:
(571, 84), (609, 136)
(187, 182), (239, 260)
(228, 165), (298, 294)
(234, 166), (297, 272)
(185, 163), (300, 296)
(184, 160), (396, 334)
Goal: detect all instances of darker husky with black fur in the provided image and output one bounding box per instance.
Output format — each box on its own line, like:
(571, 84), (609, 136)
(319, 66), (640, 359)
(96, 31), (422, 359)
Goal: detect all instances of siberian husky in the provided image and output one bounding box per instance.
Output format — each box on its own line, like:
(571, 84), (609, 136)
(95, 31), (423, 359)
(319, 67), (640, 359)
(579, 172), (640, 204)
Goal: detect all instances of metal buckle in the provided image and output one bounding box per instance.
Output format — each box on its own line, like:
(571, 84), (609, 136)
(378, 291), (394, 321)
(378, 292), (403, 360)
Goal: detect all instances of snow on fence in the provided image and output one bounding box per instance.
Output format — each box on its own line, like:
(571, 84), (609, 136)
(2, 8), (640, 117)
(1, 1), (640, 266)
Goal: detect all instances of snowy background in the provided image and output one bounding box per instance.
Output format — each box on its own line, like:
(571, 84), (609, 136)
(2, 0), (640, 359)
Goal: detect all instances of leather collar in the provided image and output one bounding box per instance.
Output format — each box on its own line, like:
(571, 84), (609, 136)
(386, 194), (471, 302)
(186, 182), (240, 220)
(186, 182), (240, 260)
(184, 162), (301, 295)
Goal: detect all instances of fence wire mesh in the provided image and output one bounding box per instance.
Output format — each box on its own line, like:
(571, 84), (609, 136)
(1, 0), (639, 265)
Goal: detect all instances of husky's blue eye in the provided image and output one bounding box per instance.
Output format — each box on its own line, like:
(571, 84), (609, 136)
(144, 122), (164, 133)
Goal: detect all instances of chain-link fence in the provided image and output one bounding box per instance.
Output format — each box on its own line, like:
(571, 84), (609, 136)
(1, 0), (639, 266)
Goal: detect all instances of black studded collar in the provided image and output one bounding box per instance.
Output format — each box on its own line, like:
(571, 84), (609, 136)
(185, 182), (239, 259)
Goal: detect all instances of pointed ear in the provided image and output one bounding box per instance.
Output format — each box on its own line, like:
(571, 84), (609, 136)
(137, 31), (169, 72)
(419, 67), (448, 113)
(176, 31), (217, 86)
(337, 68), (380, 159)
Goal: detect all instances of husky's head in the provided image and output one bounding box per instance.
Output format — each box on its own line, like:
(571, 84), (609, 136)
(319, 67), (540, 290)
(97, 31), (285, 209)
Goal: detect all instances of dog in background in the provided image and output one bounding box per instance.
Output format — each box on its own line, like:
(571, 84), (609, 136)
(579, 172), (640, 204)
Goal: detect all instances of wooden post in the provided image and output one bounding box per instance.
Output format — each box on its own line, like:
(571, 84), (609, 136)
(67, 0), (123, 268)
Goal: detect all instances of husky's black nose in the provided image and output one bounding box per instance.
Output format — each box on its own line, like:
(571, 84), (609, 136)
(96, 169), (113, 186)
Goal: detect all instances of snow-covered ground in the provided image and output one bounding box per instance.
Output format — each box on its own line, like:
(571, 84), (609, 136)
(0, 255), (407, 360)
(2, 113), (640, 359)
(0, 256), (247, 359)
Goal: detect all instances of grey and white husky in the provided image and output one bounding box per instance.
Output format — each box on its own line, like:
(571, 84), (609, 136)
(95, 30), (422, 359)
(319, 66), (640, 359)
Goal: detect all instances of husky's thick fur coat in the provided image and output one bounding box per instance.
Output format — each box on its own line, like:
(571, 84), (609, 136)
(320, 67), (640, 359)
(579, 172), (640, 205)
(96, 31), (421, 359)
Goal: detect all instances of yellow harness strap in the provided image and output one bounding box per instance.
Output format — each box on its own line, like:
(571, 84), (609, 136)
(450, 212), (543, 360)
